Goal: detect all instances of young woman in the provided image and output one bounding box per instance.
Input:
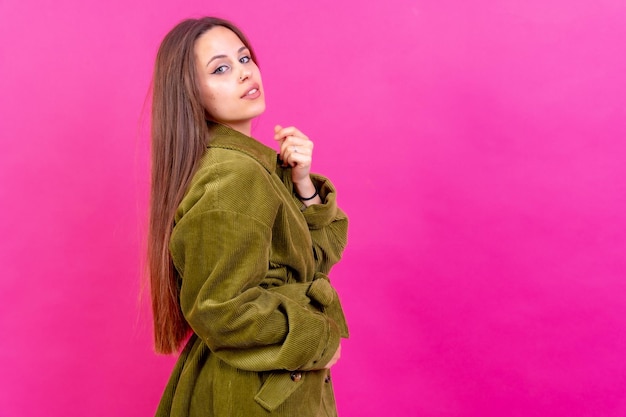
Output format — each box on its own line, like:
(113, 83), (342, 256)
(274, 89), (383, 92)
(148, 17), (350, 417)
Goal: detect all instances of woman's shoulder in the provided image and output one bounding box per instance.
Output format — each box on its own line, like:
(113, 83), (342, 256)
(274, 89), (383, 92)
(195, 145), (271, 185)
(174, 147), (279, 224)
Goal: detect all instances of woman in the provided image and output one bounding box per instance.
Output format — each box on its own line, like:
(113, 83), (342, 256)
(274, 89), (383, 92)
(148, 17), (350, 417)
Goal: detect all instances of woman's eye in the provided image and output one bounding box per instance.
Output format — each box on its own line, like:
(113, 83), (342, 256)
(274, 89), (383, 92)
(212, 65), (229, 74)
(240, 56), (251, 64)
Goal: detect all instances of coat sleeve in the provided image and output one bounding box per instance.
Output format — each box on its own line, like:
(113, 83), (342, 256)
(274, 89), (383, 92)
(301, 173), (349, 275)
(169, 159), (344, 373)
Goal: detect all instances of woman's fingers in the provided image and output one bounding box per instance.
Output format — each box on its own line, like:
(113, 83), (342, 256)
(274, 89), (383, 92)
(274, 125), (314, 172)
(274, 125), (308, 141)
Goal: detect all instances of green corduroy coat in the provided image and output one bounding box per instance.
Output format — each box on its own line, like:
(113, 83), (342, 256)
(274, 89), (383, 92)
(155, 124), (350, 417)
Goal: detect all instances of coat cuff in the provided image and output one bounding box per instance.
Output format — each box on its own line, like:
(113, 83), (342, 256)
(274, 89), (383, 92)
(302, 315), (342, 370)
(301, 174), (340, 230)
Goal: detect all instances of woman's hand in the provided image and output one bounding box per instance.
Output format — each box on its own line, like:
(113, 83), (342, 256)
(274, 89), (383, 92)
(274, 125), (321, 206)
(323, 343), (341, 369)
(274, 125), (313, 183)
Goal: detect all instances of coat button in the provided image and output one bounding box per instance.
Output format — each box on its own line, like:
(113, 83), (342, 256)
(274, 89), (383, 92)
(290, 372), (302, 382)
(325, 375), (331, 383)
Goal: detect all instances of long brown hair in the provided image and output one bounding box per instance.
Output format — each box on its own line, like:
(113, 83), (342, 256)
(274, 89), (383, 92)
(148, 17), (257, 354)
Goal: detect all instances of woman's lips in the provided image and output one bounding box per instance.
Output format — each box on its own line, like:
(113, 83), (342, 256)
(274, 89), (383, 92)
(241, 84), (261, 99)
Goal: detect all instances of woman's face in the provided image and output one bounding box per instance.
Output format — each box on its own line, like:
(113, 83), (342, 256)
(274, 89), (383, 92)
(194, 26), (265, 134)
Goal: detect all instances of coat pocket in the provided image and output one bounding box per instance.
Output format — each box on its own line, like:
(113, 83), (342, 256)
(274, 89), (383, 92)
(254, 371), (305, 411)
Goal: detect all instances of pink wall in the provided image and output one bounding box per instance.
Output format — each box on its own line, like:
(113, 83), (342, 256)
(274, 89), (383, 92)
(1, 0), (625, 416)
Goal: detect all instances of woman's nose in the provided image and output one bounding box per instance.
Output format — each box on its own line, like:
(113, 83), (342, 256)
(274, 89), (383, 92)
(239, 68), (251, 82)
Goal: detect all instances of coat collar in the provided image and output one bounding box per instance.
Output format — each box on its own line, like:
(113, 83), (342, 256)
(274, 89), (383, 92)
(208, 123), (277, 174)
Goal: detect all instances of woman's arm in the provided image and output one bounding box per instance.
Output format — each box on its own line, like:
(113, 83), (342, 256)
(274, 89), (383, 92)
(171, 207), (343, 372)
(301, 174), (349, 274)
(274, 125), (350, 273)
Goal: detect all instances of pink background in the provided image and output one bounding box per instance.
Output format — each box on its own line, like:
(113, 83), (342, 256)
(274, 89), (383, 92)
(1, 0), (625, 416)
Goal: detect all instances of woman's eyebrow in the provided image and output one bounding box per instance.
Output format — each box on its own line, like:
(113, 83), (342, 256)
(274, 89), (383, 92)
(206, 46), (248, 67)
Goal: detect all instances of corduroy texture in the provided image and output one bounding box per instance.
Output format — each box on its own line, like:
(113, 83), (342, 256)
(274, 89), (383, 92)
(155, 124), (349, 417)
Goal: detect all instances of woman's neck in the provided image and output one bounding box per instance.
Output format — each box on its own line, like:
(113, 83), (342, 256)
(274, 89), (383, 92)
(223, 120), (252, 137)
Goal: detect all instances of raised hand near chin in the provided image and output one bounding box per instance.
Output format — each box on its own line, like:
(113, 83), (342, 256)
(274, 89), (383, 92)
(274, 124), (314, 183)
(274, 124), (322, 207)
